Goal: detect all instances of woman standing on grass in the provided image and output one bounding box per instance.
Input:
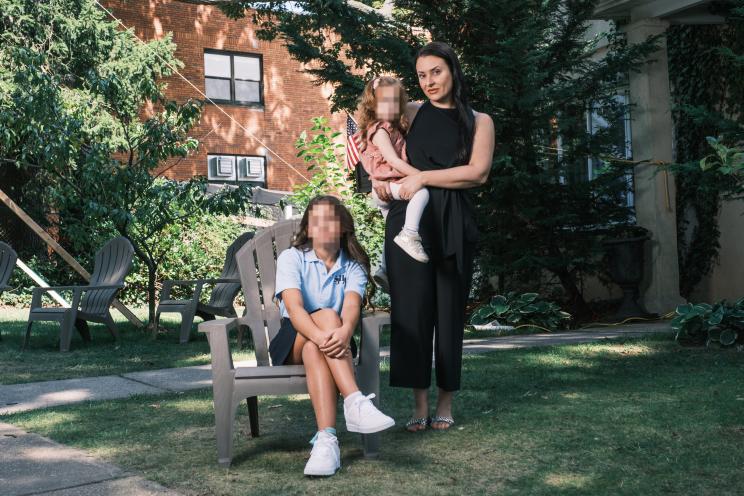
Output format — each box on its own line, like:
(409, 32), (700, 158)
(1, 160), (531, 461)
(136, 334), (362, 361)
(270, 195), (395, 476)
(372, 41), (495, 432)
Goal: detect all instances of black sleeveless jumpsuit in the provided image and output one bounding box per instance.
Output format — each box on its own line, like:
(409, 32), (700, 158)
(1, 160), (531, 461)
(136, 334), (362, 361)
(386, 101), (479, 392)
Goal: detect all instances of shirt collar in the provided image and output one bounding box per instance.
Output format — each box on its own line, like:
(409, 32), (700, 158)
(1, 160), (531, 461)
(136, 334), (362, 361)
(303, 247), (348, 274)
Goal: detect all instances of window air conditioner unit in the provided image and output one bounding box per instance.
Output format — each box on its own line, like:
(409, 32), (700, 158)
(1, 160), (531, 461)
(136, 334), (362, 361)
(238, 157), (264, 180)
(217, 156), (234, 177)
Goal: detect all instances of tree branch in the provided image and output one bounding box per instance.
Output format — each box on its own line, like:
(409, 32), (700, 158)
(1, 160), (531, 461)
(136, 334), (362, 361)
(175, 0), (395, 19)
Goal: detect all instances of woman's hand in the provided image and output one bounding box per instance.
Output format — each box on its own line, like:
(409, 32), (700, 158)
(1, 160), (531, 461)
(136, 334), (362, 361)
(372, 179), (393, 202)
(319, 325), (353, 359)
(394, 172), (425, 200)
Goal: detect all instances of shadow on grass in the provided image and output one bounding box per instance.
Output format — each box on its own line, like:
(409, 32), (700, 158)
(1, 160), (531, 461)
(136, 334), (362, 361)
(0, 307), (254, 385)
(4, 334), (744, 495)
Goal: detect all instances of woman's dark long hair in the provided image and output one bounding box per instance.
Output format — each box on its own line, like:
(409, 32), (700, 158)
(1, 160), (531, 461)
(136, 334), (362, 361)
(416, 41), (475, 164)
(292, 195), (376, 306)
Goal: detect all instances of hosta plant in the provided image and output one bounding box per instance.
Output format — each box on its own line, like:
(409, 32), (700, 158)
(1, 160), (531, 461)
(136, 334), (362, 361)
(470, 292), (572, 331)
(671, 298), (744, 347)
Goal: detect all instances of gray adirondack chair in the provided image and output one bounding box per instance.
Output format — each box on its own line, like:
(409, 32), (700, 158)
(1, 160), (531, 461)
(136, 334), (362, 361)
(0, 242), (18, 341)
(155, 231), (255, 344)
(25, 237), (134, 352)
(198, 219), (390, 467)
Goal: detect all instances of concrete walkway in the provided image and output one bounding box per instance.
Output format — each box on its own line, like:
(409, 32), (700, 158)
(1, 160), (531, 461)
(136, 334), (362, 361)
(0, 423), (181, 496)
(0, 321), (672, 415)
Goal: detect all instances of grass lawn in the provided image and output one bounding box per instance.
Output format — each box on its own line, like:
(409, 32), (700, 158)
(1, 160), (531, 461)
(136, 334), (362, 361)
(3, 334), (743, 495)
(0, 305), (543, 386)
(0, 307), (255, 385)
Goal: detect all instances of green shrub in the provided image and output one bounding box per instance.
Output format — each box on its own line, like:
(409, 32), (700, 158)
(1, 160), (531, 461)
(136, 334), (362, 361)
(469, 292), (572, 331)
(671, 298), (744, 347)
(0, 214), (250, 308)
(289, 117), (385, 266)
(121, 214), (248, 306)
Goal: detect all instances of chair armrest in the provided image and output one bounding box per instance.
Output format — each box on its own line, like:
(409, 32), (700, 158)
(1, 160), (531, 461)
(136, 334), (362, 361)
(35, 284), (124, 292)
(163, 279), (201, 286)
(358, 311), (389, 367)
(164, 278), (239, 287)
(31, 285), (123, 309)
(356, 312), (389, 409)
(200, 278), (240, 285)
(199, 318), (239, 374)
(161, 279), (209, 301)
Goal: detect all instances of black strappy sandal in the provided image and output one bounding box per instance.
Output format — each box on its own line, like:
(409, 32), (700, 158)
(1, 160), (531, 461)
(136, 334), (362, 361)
(405, 416), (429, 432)
(429, 416), (455, 431)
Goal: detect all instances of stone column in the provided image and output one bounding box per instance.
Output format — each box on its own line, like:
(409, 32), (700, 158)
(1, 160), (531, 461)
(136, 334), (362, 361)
(624, 17), (685, 314)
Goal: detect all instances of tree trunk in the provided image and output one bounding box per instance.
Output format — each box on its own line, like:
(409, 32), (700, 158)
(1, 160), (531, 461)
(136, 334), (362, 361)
(147, 264), (157, 328)
(554, 268), (590, 320)
(547, 244), (591, 321)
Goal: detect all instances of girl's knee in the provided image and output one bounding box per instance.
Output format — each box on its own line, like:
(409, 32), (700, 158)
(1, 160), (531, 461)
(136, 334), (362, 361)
(311, 308), (342, 327)
(302, 340), (322, 359)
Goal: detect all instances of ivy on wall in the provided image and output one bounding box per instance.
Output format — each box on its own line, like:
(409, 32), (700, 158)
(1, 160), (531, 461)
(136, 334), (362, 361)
(667, 5), (744, 298)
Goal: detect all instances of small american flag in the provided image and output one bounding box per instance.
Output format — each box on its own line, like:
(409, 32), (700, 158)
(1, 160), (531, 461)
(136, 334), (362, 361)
(345, 114), (362, 170)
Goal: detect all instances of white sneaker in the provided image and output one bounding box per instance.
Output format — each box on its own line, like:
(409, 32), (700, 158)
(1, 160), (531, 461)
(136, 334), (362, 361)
(373, 267), (390, 293)
(394, 231), (429, 263)
(344, 393), (396, 434)
(304, 431), (340, 477)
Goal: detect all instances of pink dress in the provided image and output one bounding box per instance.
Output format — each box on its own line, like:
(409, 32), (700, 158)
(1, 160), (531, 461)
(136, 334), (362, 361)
(356, 120), (408, 181)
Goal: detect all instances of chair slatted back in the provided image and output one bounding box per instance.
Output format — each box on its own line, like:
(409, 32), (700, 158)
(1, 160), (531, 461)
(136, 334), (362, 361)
(80, 237), (134, 314)
(236, 219), (300, 366)
(0, 242), (18, 292)
(208, 231), (255, 308)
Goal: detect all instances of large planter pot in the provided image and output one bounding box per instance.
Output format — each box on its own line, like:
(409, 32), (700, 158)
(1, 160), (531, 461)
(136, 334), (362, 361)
(602, 235), (650, 320)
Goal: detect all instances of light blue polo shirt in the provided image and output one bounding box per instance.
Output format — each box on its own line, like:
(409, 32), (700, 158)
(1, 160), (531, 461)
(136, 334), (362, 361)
(274, 246), (368, 319)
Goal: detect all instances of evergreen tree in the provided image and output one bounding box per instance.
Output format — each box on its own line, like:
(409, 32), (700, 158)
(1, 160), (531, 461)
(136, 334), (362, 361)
(204, 0), (657, 317)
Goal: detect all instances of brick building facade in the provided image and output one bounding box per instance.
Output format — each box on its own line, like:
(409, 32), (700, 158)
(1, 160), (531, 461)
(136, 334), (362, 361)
(103, 0), (346, 192)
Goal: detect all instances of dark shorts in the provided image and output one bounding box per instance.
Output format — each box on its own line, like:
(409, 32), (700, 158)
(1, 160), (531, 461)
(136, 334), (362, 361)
(268, 313), (358, 366)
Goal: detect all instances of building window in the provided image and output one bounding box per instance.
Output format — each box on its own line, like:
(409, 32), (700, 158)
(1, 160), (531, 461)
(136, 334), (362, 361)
(586, 92), (634, 208)
(204, 50), (263, 106)
(207, 154), (266, 186)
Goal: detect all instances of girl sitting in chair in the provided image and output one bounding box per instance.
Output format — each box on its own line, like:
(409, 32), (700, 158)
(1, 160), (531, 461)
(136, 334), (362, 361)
(270, 195), (395, 476)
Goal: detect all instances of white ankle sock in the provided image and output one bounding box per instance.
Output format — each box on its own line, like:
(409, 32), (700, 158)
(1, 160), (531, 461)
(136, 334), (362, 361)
(344, 391), (362, 408)
(402, 227), (418, 236)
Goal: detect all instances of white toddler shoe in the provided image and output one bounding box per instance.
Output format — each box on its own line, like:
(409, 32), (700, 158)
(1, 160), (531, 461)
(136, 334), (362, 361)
(394, 231), (429, 263)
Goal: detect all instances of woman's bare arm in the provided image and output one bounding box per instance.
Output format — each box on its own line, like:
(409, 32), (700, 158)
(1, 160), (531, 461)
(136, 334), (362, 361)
(394, 112), (495, 199)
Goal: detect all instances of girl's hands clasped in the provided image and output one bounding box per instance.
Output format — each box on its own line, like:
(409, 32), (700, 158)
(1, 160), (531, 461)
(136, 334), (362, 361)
(319, 326), (353, 359)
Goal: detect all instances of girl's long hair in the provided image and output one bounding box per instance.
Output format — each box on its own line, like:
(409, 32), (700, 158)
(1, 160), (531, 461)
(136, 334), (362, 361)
(356, 75), (409, 152)
(416, 41), (475, 164)
(292, 195), (376, 306)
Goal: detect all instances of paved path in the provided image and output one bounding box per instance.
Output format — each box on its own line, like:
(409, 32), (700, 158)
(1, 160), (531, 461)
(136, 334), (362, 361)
(0, 422), (182, 496)
(1, 322), (672, 415)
